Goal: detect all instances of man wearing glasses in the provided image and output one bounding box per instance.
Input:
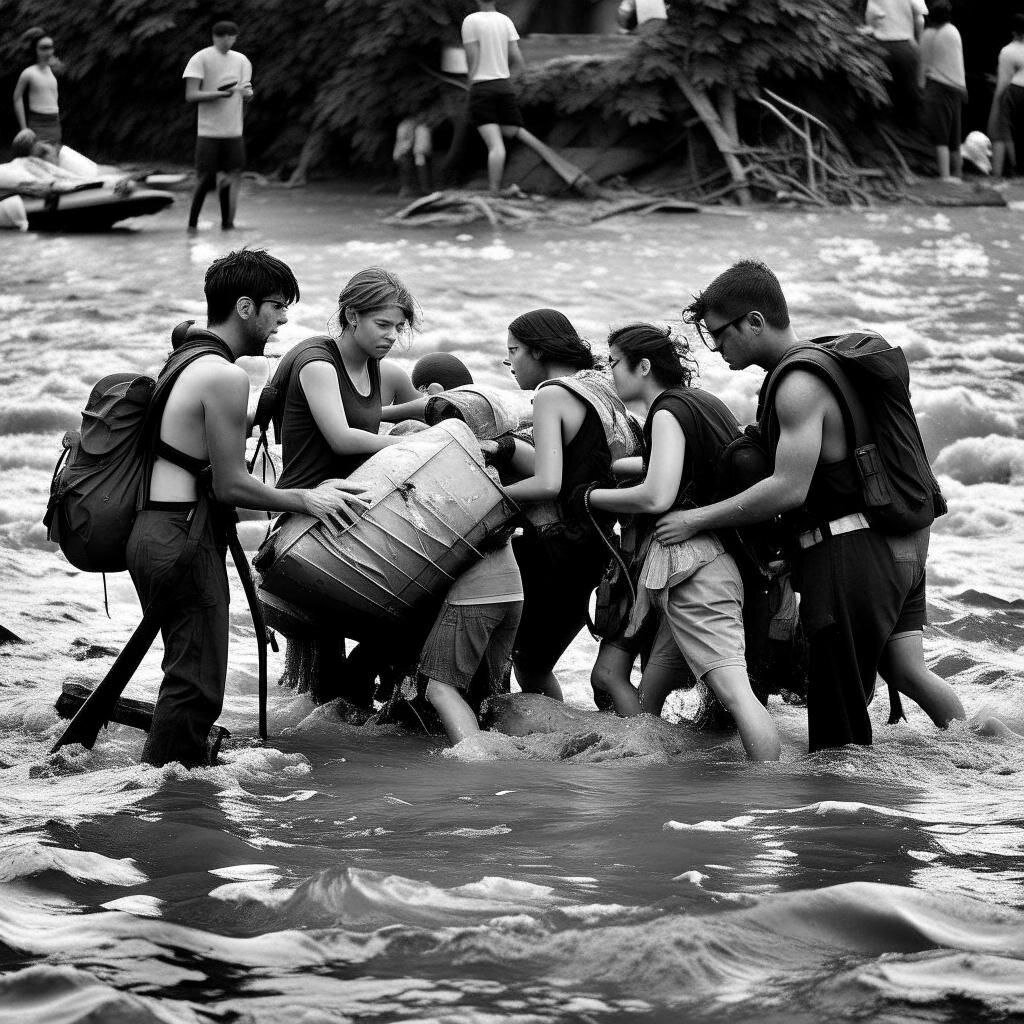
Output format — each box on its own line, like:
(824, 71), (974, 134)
(654, 259), (966, 752)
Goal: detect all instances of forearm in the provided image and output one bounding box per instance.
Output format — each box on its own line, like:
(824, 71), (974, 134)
(502, 474), (559, 504)
(187, 90), (229, 104)
(589, 484), (669, 516)
(380, 395), (429, 423)
(678, 476), (801, 533)
(326, 428), (401, 457)
(214, 472), (308, 513)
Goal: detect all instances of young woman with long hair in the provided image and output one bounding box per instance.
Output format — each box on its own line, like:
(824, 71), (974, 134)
(587, 324), (780, 760)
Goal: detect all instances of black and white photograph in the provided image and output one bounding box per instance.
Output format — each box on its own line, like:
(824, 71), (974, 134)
(2, 1), (1024, 1020)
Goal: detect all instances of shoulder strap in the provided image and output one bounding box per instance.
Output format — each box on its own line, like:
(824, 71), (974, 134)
(760, 344), (872, 452)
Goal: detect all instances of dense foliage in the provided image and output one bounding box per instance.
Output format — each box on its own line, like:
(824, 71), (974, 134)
(0, 0), (473, 168)
(0, 0), (886, 173)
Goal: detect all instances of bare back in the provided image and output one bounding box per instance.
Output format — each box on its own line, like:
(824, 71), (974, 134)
(149, 357), (249, 501)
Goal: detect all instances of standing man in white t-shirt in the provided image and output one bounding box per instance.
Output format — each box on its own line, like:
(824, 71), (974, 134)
(183, 20), (253, 231)
(864, 0), (928, 126)
(461, 1), (526, 195)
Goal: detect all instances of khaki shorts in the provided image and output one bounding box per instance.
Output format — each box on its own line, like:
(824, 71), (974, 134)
(656, 551), (746, 680)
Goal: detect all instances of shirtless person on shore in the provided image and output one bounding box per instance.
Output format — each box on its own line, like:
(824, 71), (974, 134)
(130, 250), (368, 768)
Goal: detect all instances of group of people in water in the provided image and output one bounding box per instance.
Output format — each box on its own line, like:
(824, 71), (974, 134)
(123, 246), (991, 770)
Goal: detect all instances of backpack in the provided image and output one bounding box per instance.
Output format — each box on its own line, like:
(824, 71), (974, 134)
(758, 332), (946, 535)
(43, 325), (232, 572)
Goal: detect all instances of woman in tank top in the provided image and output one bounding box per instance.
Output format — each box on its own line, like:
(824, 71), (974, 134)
(500, 309), (617, 701)
(276, 267), (420, 490)
(275, 267), (420, 705)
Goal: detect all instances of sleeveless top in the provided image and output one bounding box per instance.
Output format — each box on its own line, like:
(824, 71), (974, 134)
(276, 336), (382, 490)
(643, 387), (740, 511)
(759, 364), (863, 530)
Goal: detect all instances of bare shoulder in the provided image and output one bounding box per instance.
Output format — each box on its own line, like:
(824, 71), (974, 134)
(187, 356), (249, 396)
(775, 368), (836, 424)
(533, 382), (577, 417)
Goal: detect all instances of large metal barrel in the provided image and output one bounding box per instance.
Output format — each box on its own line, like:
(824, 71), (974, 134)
(254, 421), (517, 641)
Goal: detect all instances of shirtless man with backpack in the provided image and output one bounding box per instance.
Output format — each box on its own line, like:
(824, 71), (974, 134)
(129, 250), (367, 767)
(654, 260), (965, 752)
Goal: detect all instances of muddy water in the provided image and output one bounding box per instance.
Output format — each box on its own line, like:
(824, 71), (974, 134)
(2, 186), (1024, 1022)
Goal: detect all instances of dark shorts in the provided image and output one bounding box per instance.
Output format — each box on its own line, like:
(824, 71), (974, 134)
(923, 79), (963, 150)
(999, 84), (1024, 147)
(468, 80), (523, 128)
(27, 108), (61, 149)
(195, 136), (246, 176)
(419, 600), (523, 693)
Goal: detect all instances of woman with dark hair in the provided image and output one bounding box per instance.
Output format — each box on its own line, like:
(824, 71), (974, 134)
(587, 324), (780, 760)
(13, 28), (62, 151)
(500, 308), (637, 700)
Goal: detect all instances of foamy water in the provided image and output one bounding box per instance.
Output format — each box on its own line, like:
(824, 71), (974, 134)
(2, 186), (1024, 1022)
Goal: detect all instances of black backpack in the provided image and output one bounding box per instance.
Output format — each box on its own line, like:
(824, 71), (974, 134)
(758, 332), (946, 535)
(43, 327), (231, 572)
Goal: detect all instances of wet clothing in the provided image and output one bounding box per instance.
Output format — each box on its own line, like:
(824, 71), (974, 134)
(762, 360), (927, 751)
(276, 336), (382, 490)
(513, 401), (612, 673)
(128, 503), (229, 768)
(419, 598), (522, 695)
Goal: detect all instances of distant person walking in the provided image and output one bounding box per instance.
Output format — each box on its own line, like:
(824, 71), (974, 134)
(864, 0), (928, 126)
(919, 0), (966, 181)
(990, 14), (1024, 178)
(461, 0), (527, 195)
(12, 28), (62, 151)
(183, 20), (252, 230)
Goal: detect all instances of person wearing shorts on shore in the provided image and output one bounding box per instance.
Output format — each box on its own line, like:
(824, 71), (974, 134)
(990, 14), (1024, 178)
(418, 542), (523, 744)
(183, 20), (253, 230)
(919, 1), (966, 181)
(461, 1), (526, 195)
(13, 28), (62, 152)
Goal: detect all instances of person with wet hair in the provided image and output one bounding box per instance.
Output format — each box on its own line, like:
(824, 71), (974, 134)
(500, 308), (625, 700)
(274, 267), (421, 705)
(587, 324), (780, 760)
(13, 28), (62, 151)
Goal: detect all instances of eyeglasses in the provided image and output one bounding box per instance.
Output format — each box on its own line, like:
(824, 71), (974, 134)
(608, 357), (621, 369)
(696, 311), (752, 351)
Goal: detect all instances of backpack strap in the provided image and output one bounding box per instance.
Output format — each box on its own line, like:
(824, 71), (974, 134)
(759, 342), (873, 454)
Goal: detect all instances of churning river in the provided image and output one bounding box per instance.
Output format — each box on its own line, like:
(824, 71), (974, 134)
(2, 185), (1024, 1023)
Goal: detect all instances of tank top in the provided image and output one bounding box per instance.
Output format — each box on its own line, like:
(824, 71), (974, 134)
(553, 393), (613, 540)
(276, 336), (382, 490)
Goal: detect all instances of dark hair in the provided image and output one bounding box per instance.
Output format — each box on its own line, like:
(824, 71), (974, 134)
(204, 249), (300, 323)
(21, 26), (48, 62)
(412, 352), (473, 390)
(607, 323), (696, 389)
(1013, 13), (1024, 36)
(928, 1), (952, 26)
(507, 308), (594, 370)
(212, 20), (239, 36)
(683, 259), (790, 331)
